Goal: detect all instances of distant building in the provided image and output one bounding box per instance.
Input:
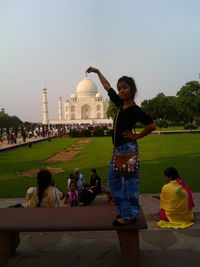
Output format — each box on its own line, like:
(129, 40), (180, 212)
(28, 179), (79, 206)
(43, 77), (112, 125)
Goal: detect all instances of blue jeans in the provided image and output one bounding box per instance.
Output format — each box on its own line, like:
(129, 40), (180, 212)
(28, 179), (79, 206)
(108, 141), (140, 220)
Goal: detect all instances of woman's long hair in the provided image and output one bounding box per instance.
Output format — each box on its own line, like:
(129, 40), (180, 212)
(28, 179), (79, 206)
(164, 167), (180, 180)
(36, 169), (52, 207)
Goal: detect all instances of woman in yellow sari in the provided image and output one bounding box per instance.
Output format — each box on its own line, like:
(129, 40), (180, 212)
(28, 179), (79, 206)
(156, 167), (194, 229)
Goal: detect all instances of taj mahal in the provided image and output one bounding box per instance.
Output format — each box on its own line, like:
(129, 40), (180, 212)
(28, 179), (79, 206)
(42, 77), (113, 125)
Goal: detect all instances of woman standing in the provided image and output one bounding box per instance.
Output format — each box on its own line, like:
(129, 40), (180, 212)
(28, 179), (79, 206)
(86, 67), (156, 226)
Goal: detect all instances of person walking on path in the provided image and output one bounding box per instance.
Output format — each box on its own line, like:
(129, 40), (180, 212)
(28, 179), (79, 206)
(86, 67), (156, 226)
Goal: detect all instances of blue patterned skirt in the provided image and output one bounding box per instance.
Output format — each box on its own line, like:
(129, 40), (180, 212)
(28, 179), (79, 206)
(108, 141), (140, 220)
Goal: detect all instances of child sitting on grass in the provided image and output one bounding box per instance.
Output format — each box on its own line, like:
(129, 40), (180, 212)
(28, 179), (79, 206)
(64, 181), (79, 207)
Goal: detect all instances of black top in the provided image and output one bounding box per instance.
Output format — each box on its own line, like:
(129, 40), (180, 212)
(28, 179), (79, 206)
(90, 175), (101, 194)
(108, 88), (154, 147)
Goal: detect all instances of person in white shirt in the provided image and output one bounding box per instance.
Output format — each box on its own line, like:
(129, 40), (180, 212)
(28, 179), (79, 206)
(74, 168), (84, 191)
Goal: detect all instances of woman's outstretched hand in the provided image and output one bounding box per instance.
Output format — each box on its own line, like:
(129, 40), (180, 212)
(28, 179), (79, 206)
(86, 67), (99, 74)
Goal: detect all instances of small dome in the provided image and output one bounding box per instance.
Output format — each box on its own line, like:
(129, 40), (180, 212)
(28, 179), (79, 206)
(70, 93), (76, 98)
(96, 93), (102, 98)
(76, 78), (97, 96)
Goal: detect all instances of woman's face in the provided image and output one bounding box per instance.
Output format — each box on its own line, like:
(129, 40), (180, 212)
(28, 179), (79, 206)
(117, 81), (133, 100)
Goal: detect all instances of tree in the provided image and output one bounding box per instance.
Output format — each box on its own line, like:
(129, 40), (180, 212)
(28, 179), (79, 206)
(176, 81), (200, 123)
(0, 113), (23, 136)
(141, 80), (200, 124)
(141, 93), (179, 121)
(0, 113), (22, 129)
(106, 101), (117, 119)
(164, 96), (179, 121)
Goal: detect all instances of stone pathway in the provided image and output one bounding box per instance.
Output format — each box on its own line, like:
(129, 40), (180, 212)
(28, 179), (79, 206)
(0, 136), (48, 151)
(1, 194), (200, 267)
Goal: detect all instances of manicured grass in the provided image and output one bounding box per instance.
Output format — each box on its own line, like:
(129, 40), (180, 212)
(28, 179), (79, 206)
(0, 137), (77, 197)
(0, 134), (200, 197)
(139, 134), (200, 193)
(136, 126), (200, 132)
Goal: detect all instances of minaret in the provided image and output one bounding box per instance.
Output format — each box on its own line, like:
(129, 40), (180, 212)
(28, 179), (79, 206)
(42, 86), (49, 125)
(58, 96), (63, 121)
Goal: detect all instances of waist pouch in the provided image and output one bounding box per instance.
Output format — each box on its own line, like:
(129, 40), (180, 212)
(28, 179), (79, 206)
(113, 152), (139, 176)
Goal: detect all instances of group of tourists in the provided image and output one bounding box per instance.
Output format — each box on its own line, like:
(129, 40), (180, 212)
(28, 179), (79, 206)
(26, 168), (102, 208)
(6, 132), (17, 144)
(65, 168), (101, 207)
(25, 66), (194, 230)
(21, 127), (66, 141)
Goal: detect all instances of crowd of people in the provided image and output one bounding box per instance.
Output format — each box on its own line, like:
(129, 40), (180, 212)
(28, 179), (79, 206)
(0, 127), (68, 146)
(26, 168), (102, 208)
(0, 123), (112, 146)
(25, 165), (195, 229)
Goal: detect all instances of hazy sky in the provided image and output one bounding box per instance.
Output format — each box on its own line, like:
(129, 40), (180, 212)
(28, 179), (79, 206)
(1, 0), (200, 122)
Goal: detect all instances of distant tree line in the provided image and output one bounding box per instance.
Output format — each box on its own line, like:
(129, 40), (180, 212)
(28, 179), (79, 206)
(0, 111), (40, 137)
(107, 81), (200, 128)
(0, 112), (22, 136)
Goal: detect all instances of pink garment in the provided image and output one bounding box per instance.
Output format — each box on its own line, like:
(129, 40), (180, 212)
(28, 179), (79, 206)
(176, 178), (195, 210)
(159, 208), (168, 221)
(68, 190), (79, 201)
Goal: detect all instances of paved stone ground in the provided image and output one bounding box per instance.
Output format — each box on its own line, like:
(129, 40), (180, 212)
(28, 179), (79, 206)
(1, 194), (200, 267)
(0, 136), (48, 151)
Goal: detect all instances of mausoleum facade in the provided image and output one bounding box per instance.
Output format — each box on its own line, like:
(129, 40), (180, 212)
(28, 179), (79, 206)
(43, 77), (112, 125)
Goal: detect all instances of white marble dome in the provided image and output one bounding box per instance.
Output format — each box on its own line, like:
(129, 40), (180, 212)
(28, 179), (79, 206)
(76, 78), (97, 98)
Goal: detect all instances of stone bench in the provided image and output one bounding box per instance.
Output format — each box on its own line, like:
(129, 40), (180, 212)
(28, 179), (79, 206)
(0, 205), (147, 267)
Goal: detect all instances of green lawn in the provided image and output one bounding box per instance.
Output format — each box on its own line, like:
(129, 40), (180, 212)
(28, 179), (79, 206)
(136, 126), (200, 132)
(0, 134), (200, 197)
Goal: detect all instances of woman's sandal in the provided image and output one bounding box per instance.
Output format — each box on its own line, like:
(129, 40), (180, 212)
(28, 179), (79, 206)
(112, 217), (136, 226)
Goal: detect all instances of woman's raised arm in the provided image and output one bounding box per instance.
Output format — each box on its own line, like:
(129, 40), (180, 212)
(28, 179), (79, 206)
(86, 67), (111, 91)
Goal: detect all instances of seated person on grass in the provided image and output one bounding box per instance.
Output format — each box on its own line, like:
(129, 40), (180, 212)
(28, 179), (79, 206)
(64, 181), (79, 207)
(79, 184), (96, 206)
(74, 168), (84, 191)
(90, 168), (102, 195)
(26, 169), (64, 207)
(154, 167), (194, 229)
(67, 173), (76, 189)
